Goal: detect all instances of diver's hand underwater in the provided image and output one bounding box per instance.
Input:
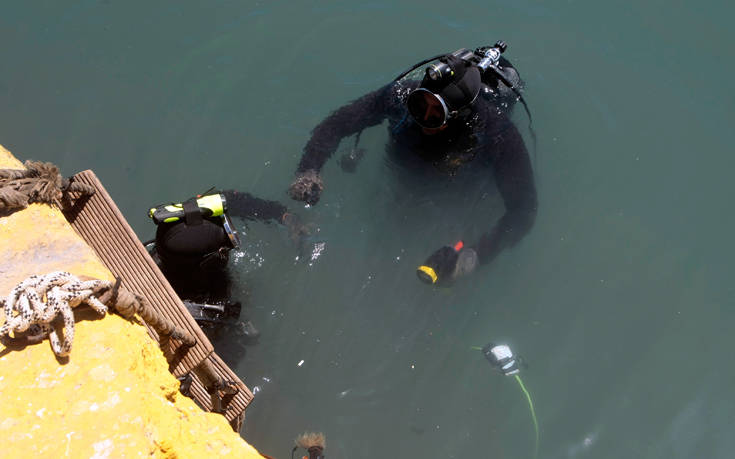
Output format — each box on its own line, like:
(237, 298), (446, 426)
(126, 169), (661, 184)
(288, 169), (324, 205)
(281, 212), (312, 244)
(453, 247), (479, 279)
(417, 242), (478, 285)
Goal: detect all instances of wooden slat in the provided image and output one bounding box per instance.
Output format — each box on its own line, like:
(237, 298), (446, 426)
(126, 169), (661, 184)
(65, 171), (212, 375)
(65, 171), (253, 431)
(63, 170), (252, 427)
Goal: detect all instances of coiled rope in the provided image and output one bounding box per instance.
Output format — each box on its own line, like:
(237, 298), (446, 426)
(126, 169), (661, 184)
(0, 160), (241, 415)
(1, 272), (241, 418)
(1, 272), (108, 357)
(0, 271), (196, 357)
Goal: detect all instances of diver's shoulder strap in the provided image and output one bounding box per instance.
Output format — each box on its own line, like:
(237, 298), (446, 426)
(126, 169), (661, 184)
(183, 198), (203, 226)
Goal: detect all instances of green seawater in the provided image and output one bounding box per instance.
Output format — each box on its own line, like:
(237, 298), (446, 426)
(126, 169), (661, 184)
(2, 1), (734, 457)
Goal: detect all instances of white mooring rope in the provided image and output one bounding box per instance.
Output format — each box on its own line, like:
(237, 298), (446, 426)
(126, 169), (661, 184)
(1, 272), (111, 357)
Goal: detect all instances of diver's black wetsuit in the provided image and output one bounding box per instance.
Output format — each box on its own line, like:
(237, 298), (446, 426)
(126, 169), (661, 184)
(295, 67), (537, 266)
(155, 190), (287, 304)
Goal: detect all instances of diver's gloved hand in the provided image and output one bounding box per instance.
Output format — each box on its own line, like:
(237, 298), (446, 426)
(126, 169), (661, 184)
(281, 212), (311, 244)
(288, 169), (324, 205)
(417, 241), (478, 285)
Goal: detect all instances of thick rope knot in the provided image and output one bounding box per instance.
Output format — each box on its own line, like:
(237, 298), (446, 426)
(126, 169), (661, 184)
(0, 160), (95, 211)
(1, 273), (240, 421)
(1, 273), (198, 359)
(0, 272), (110, 357)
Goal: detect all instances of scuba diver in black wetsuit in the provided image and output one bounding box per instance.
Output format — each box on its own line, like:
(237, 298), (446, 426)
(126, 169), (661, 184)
(147, 190), (307, 337)
(288, 41), (537, 285)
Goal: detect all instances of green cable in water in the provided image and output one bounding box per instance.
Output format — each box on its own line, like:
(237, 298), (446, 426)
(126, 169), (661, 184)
(471, 345), (539, 458)
(514, 374), (539, 459)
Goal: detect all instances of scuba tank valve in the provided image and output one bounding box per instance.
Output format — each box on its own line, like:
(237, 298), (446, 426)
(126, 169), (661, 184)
(475, 41), (507, 73)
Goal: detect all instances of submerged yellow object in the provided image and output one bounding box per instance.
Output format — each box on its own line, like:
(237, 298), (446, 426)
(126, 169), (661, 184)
(0, 145), (266, 458)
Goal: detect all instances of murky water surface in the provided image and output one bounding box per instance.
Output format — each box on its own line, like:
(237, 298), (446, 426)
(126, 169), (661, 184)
(2, 1), (734, 457)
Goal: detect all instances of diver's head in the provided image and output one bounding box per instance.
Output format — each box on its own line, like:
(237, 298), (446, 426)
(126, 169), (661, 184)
(406, 54), (481, 130)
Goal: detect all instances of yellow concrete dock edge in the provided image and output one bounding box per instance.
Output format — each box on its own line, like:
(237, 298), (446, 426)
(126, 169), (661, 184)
(0, 145), (266, 458)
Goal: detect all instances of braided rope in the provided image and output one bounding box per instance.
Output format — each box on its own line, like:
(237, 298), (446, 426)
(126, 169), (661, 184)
(0, 273), (247, 414)
(105, 287), (196, 347)
(1, 272), (198, 358)
(193, 358), (239, 414)
(1, 272), (110, 357)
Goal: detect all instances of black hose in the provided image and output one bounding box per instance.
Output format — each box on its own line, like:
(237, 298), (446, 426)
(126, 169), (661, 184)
(392, 54), (445, 82)
(489, 67), (537, 157)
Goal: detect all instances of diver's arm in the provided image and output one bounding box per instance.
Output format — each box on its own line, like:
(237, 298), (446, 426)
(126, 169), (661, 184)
(416, 123), (536, 285)
(473, 123), (537, 265)
(222, 190), (287, 223)
(223, 190), (308, 241)
(296, 84), (392, 174)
